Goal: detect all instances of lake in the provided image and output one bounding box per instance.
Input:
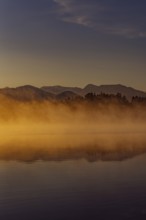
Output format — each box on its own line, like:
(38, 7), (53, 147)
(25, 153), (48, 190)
(0, 134), (146, 220)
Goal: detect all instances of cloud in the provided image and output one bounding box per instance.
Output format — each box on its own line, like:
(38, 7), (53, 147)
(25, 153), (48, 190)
(53, 0), (72, 13)
(52, 0), (146, 38)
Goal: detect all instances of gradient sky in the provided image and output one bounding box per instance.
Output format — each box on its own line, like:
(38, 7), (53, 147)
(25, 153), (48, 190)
(0, 0), (146, 90)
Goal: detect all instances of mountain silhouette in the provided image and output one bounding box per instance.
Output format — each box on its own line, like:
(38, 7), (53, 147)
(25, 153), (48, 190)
(0, 84), (146, 101)
(42, 85), (82, 95)
(0, 85), (55, 101)
(42, 84), (146, 100)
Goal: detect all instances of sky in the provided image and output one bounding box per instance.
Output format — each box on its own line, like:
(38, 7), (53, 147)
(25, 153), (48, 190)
(0, 0), (146, 90)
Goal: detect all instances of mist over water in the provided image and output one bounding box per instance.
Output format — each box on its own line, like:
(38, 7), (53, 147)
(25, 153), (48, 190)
(0, 97), (146, 162)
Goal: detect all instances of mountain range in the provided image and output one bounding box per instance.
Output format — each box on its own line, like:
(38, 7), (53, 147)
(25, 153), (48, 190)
(0, 84), (146, 101)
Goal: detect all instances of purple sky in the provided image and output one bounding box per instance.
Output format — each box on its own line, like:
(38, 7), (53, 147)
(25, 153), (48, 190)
(1, 0), (146, 90)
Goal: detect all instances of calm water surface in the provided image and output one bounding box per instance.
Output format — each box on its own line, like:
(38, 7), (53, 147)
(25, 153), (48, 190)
(0, 135), (146, 220)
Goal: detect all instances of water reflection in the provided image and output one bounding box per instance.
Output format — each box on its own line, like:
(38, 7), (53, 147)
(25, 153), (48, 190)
(0, 133), (146, 162)
(0, 153), (146, 220)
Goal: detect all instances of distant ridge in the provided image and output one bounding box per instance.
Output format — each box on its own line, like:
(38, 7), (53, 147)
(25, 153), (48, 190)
(42, 84), (146, 100)
(41, 85), (82, 95)
(0, 85), (55, 101)
(0, 84), (146, 101)
(56, 91), (81, 101)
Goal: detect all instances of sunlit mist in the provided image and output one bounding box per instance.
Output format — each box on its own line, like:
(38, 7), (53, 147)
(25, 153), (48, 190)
(0, 95), (146, 162)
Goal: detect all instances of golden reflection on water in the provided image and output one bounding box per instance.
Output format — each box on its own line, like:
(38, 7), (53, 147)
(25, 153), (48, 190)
(0, 132), (146, 162)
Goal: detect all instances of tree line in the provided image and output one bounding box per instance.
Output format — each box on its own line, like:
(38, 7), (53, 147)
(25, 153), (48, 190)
(61, 92), (146, 107)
